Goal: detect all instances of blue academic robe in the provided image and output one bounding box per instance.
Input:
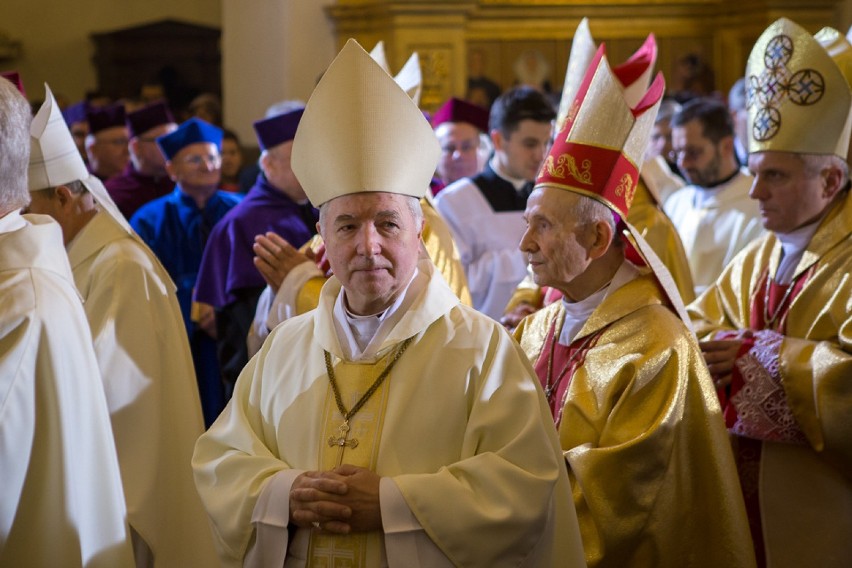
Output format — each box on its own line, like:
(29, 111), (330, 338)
(131, 186), (241, 425)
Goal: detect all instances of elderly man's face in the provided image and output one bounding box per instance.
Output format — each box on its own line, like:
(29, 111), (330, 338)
(435, 122), (481, 185)
(520, 187), (595, 293)
(748, 151), (839, 233)
(166, 142), (222, 191)
(320, 192), (424, 315)
(88, 125), (130, 178)
(131, 123), (176, 175)
(261, 140), (305, 202)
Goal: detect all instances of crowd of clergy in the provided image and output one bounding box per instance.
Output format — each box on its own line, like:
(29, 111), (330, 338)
(0, 14), (850, 568)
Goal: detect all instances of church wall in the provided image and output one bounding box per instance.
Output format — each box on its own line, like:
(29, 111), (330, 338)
(0, 0), (221, 105)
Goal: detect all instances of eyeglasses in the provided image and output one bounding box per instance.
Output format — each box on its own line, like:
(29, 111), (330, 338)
(181, 154), (222, 168)
(99, 137), (129, 147)
(668, 145), (707, 162)
(441, 140), (479, 155)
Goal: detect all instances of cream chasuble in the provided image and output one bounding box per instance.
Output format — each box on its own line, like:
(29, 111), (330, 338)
(0, 214), (134, 567)
(66, 210), (218, 567)
(194, 260), (585, 568)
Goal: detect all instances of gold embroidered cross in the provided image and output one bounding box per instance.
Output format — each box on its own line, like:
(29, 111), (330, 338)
(748, 33), (825, 141)
(327, 420), (359, 467)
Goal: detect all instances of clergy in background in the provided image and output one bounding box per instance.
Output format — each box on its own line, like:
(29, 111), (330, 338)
(193, 39), (584, 568)
(195, 103), (317, 399)
(25, 84), (218, 568)
(105, 101), (177, 220)
(513, 45), (756, 567)
(130, 118), (241, 425)
(689, 18), (852, 567)
(430, 96), (491, 193)
(0, 76), (134, 567)
(85, 101), (129, 182)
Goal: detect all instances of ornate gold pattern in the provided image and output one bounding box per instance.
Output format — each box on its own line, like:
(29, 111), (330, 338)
(542, 153), (592, 185)
(748, 33), (825, 141)
(614, 173), (636, 208)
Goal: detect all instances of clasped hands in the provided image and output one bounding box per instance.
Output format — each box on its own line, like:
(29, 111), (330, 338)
(289, 464), (382, 534)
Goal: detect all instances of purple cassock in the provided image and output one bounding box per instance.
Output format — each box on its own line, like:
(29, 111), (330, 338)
(105, 101), (176, 220)
(194, 106), (314, 392)
(195, 106), (308, 308)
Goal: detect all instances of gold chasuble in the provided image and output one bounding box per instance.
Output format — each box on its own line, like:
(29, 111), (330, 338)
(308, 352), (397, 566)
(516, 272), (755, 568)
(688, 194), (852, 566)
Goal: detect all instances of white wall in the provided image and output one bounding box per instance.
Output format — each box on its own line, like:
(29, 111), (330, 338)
(221, 0), (336, 144)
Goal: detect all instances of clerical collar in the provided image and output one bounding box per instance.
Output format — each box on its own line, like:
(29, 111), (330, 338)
(489, 156), (529, 192)
(0, 209), (26, 234)
(333, 267), (424, 361)
(774, 213), (824, 285)
(558, 260), (641, 346)
(702, 166), (741, 190)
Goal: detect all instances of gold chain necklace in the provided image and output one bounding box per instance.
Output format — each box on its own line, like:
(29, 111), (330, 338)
(762, 272), (797, 328)
(324, 337), (414, 466)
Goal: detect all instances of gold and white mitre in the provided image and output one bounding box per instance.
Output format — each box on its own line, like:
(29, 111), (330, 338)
(557, 18), (657, 130)
(292, 39), (440, 206)
(747, 17), (852, 158)
(815, 26), (852, 162)
(29, 84), (135, 235)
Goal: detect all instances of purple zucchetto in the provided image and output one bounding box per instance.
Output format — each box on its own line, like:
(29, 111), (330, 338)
(62, 100), (90, 126)
(0, 71), (25, 96)
(253, 108), (305, 151)
(87, 103), (127, 135)
(156, 117), (223, 161)
(127, 100), (175, 139)
(431, 97), (490, 133)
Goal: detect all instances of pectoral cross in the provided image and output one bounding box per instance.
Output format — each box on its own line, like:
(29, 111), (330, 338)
(327, 420), (359, 466)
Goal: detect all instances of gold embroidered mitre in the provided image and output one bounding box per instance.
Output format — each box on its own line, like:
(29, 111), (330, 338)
(292, 39), (440, 206)
(747, 18), (852, 158)
(538, 44), (663, 219)
(815, 26), (852, 162)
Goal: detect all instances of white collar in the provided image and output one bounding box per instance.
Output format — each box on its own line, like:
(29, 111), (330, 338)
(558, 260), (641, 345)
(333, 268), (423, 361)
(489, 156), (529, 191)
(774, 214), (824, 285)
(0, 209), (27, 234)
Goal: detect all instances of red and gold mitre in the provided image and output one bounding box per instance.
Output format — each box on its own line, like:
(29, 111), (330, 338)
(747, 18), (852, 158)
(538, 44), (664, 219)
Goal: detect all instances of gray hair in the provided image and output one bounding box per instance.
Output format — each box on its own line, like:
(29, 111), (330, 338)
(0, 78), (32, 214)
(656, 99), (682, 125)
(31, 180), (87, 200)
(318, 194), (423, 232)
(800, 153), (849, 187)
(570, 193), (618, 245)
